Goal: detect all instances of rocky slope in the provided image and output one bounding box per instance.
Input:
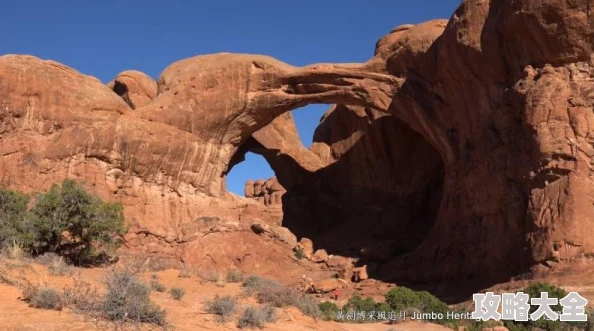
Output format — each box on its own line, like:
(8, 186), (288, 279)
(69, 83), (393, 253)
(1, 0), (594, 300)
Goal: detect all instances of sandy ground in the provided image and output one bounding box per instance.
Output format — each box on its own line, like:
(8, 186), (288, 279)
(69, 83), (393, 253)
(0, 257), (452, 331)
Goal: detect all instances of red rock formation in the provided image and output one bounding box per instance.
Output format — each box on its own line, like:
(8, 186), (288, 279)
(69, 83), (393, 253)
(244, 176), (285, 206)
(0, 52), (395, 285)
(2, 0), (594, 295)
(226, 0), (594, 288)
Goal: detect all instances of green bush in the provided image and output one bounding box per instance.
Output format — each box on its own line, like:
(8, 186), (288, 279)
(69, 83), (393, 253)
(169, 287), (185, 301)
(319, 301), (340, 321)
(0, 180), (127, 264)
(294, 247), (306, 260)
(30, 179), (127, 262)
(344, 296), (380, 312)
(385, 287), (422, 313)
(384, 287), (458, 326)
(205, 295), (237, 323)
(237, 305), (277, 329)
(504, 282), (592, 331)
(414, 290), (449, 314)
(0, 187), (33, 249)
(339, 295), (394, 323)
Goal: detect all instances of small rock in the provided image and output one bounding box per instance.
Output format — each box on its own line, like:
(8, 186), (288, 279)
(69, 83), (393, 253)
(311, 249), (329, 263)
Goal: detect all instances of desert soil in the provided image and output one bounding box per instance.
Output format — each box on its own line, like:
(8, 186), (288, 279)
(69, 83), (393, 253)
(0, 257), (451, 331)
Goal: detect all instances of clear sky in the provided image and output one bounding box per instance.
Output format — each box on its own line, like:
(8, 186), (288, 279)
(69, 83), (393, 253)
(1, 0), (461, 195)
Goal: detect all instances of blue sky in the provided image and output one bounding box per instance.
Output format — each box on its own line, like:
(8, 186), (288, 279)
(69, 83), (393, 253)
(1, 0), (461, 195)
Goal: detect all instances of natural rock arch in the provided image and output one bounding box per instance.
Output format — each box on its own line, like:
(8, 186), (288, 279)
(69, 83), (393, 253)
(2, 0), (594, 295)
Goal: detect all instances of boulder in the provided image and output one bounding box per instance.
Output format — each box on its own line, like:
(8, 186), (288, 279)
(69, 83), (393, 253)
(310, 249), (329, 263)
(250, 222), (297, 247)
(109, 70), (157, 109)
(296, 238), (315, 258)
(312, 278), (343, 293)
(244, 180), (255, 198)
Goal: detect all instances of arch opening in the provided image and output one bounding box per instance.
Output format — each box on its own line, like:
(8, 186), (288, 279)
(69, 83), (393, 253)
(290, 104), (329, 148)
(225, 151), (274, 196)
(225, 103), (446, 284)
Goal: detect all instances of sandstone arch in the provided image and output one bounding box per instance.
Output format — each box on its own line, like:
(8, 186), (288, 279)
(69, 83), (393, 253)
(2, 0), (594, 300)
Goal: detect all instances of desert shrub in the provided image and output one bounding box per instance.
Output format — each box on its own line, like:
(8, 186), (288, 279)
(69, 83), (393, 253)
(101, 267), (166, 326)
(295, 294), (321, 318)
(150, 274), (166, 292)
(125, 254), (163, 273)
(226, 270), (244, 283)
(3, 240), (27, 260)
(256, 284), (298, 307)
(205, 295), (237, 323)
(200, 270), (221, 283)
(25, 286), (63, 310)
(319, 301), (340, 321)
(37, 253), (74, 276)
(169, 287), (185, 301)
(242, 275), (320, 318)
(146, 257), (171, 272)
(0, 270), (18, 286)
(178, 263), (192, 278)
(242, 275), (282, 295)
(261, 306), (277, 322)
(28, 179), (127, 263)
(62, 278), (100, 312)
(294, 247), (306, 260)
(237, 305), (277, 329)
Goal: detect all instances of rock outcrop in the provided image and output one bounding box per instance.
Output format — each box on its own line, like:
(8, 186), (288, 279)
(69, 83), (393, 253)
(0, 52), (395, 285)
(2, 0), (594, 298)
(107, 70), (158, 109)
(244, 176), (285, 206)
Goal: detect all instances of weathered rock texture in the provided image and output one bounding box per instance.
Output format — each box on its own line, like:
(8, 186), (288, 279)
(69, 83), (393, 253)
(2, 0), (594, 294)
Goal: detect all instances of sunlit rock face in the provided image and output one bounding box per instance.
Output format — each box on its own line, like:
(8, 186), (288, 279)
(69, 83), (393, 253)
(2, 0), (594, 290)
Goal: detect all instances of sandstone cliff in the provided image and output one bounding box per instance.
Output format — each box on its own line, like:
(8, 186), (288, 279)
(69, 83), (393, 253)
(2, 0), (594, 295)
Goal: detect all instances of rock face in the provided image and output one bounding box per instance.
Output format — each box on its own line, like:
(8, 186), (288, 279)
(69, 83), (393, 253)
(0, 52), (395, 285)
(2, 0), (594, 296)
